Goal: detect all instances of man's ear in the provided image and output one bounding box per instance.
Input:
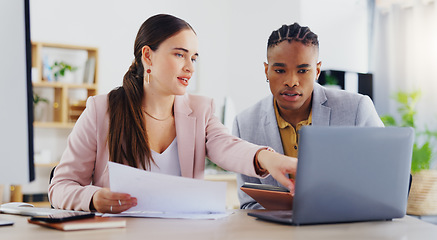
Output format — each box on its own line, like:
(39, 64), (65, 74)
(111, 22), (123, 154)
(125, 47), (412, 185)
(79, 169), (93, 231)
(264, 62), (269, 80)
(141, 45), (153, 66)
(316, 61), (322, 80)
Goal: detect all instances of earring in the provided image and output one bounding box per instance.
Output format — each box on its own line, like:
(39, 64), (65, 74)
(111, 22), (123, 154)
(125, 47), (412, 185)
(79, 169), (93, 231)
(266, 79), (269, 83)
(146, 69), (151, 84)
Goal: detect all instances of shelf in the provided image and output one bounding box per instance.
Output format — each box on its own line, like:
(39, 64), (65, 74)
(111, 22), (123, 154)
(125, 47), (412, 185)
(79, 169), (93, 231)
(204, 173), (237, 181)
(31, 41), (98, 127)
(35, 162), (58, 168)
(28, 201), (51, 208)
(33, 81), (97, 89)
(34, 121), (75, 129)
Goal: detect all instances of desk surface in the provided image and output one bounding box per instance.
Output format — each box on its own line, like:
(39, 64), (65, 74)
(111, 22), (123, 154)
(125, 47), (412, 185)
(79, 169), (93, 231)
(1, 210), (437, 240)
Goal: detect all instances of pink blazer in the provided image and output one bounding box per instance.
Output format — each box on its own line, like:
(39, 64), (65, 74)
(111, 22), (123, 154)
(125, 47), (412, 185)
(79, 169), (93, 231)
(49, 93), (261, 211)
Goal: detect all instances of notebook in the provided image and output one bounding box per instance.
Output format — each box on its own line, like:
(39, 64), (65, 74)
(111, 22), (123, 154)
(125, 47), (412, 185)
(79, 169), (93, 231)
(248, 126), (414, 225)
(28, 216), (126, 231)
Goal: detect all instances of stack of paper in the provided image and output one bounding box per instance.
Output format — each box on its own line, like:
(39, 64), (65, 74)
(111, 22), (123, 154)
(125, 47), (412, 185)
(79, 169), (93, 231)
(107, 162), (229, 219)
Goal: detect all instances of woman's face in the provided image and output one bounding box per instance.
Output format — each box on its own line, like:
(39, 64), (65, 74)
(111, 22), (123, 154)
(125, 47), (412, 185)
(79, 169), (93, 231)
(144, 29), (198, 96)
(264, 40), (321, 114)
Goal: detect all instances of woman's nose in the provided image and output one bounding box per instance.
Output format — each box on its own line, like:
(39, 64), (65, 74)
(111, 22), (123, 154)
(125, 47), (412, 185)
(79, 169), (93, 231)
(184, 59), (195, 73)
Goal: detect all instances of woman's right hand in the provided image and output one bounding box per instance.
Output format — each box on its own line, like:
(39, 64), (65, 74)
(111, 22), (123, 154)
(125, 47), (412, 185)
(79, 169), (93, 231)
(91, 188), (137, 213)
(257, 150), (297, 192)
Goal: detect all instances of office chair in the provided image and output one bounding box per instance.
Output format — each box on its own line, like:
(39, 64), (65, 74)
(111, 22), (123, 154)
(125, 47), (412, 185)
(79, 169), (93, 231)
(49, 166), (56, 208)
(49, 166), (56, 185)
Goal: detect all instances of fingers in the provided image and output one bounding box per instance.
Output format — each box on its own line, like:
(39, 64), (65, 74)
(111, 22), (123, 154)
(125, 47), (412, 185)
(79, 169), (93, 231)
(92, 188), (137, 213)
(257, 150), (298, 191)
(271, 171), (295, 191)
(108, 198), (137, 213)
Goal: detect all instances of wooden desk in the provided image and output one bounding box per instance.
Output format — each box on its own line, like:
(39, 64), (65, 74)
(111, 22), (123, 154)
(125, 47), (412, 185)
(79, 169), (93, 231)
(1, 210), (437, 239)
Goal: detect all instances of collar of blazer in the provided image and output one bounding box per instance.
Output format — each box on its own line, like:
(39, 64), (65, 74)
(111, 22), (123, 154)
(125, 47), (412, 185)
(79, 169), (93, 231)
(174, 94), (196, 178)
(311, 83), (331, 126)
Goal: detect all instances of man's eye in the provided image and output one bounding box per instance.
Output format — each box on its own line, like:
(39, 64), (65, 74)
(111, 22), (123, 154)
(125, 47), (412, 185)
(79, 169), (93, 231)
(298, 69), (309, 73)
(274, 69), (285, 73)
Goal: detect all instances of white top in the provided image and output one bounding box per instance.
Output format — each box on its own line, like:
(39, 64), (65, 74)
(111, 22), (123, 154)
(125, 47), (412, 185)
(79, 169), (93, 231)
(150, 138), (181, 176)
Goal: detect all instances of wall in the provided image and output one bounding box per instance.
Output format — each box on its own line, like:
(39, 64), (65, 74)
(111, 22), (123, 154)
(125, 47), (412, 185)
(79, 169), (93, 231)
(301, 0), (370, 73)
(20, 0), (370, 196)
(29, 0), (370, 116)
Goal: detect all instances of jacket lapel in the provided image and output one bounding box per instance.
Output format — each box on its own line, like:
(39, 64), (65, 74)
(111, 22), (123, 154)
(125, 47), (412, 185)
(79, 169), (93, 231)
(311, 83), (331, 126)
(174, 95), (196, 178)
(262, 96), (285, 154)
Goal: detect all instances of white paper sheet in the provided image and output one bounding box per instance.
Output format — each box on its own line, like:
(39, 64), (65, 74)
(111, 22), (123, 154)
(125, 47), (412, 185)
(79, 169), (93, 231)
(107, 162), (228, 219)
(103, 211), (232, 220)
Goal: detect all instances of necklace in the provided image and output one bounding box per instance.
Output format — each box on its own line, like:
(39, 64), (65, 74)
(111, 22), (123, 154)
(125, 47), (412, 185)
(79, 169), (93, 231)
(143, 109), (173, 121)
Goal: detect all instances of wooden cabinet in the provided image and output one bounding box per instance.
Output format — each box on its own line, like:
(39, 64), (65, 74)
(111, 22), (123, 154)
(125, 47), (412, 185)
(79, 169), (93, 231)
(31, 42), (99, 128)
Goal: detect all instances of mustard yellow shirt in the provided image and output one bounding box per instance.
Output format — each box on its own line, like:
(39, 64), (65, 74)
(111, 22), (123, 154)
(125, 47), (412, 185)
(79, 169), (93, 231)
(274, 100), (312, 158)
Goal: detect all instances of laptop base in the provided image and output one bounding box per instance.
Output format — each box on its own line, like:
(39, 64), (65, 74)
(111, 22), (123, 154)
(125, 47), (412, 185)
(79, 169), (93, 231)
(248, 211), (294, 225)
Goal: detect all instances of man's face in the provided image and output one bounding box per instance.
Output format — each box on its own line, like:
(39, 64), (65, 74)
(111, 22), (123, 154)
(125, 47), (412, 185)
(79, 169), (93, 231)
(264, 40), (321, 114)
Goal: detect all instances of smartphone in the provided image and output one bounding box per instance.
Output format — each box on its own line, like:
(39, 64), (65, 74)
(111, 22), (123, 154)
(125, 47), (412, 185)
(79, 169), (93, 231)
(30, 212), (95, 223)
(0, 219), (14, 226)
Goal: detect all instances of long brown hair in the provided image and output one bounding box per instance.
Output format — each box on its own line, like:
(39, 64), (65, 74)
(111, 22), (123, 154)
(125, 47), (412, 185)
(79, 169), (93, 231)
(107, 14), (194, 169)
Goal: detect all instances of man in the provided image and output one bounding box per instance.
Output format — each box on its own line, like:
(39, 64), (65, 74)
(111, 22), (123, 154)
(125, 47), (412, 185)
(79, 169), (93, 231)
(233, 23), (384, 209)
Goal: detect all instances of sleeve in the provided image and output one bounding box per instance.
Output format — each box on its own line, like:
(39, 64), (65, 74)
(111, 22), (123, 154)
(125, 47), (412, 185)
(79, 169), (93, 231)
(356, 95), (385, 127)
(205, 99), (263, 178)
(48, 96), (102, 211)
(236, 173), (265, 209)
(233, 116), (265, 210)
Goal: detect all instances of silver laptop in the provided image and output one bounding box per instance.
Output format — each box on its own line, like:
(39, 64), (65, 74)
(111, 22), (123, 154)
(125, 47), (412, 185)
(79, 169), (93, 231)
(248, 126), (414, 225)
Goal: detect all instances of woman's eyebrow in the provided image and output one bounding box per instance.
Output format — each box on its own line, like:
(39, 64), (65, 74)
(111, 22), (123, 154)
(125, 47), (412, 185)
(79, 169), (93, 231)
(173, 47), (199, 56)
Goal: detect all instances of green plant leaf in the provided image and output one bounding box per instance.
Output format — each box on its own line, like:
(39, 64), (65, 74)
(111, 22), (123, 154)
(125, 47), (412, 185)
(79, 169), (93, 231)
(382, 90), (436, 172)
(411, 142), (432, 173)
(33, 91), (48, 105)
(50, 61), (77, 79)
(380, 115), (397, 126)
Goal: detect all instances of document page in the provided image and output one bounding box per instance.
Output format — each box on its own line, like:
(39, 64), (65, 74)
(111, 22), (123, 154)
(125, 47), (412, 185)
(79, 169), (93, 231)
(107, 162), (229, 219)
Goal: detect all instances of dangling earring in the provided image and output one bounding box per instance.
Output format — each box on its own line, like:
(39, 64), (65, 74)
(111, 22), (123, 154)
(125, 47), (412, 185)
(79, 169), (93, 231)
(146, 69), (151, 84)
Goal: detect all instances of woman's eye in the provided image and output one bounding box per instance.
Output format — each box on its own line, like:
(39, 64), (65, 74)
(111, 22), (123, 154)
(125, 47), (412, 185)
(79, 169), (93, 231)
(176, 53), (184, 58)
(191, 58), (197, 63)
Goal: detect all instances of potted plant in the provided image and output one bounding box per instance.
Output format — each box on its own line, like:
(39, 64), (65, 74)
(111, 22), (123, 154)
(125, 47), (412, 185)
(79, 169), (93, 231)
(33, 92), (49, 122)
(51, 61), (77, 82)
(323, 71), (341, 89)
(381, 90), (437, 215)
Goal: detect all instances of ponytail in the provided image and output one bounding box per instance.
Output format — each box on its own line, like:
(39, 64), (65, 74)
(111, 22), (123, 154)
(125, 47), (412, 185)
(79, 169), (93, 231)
(107, 60), (152, 170)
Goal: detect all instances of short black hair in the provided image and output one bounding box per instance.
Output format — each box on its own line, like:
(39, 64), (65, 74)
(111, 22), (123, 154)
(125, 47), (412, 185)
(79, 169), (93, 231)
(267, 23), (318, 49)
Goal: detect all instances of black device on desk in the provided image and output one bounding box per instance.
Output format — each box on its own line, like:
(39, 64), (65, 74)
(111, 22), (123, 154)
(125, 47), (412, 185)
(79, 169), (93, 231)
(0, 220), (14, 227)
(30, 212), (95, 223)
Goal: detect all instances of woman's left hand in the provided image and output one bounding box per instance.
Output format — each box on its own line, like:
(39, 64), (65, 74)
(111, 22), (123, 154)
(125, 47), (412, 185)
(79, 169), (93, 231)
(91, 188), (137, 213)
(257, 150), (297, 192)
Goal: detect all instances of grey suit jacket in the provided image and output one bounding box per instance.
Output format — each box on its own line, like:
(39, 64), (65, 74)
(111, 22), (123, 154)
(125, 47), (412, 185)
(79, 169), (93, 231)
(233, 83), (384, 209)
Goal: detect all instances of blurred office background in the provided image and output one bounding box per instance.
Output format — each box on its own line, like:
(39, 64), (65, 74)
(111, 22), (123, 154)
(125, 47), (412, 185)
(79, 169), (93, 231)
(7, 0), (435, 202)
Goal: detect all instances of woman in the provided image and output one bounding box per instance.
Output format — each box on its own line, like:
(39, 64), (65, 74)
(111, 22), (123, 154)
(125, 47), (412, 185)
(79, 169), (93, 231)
(49, 14), (296, 213)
